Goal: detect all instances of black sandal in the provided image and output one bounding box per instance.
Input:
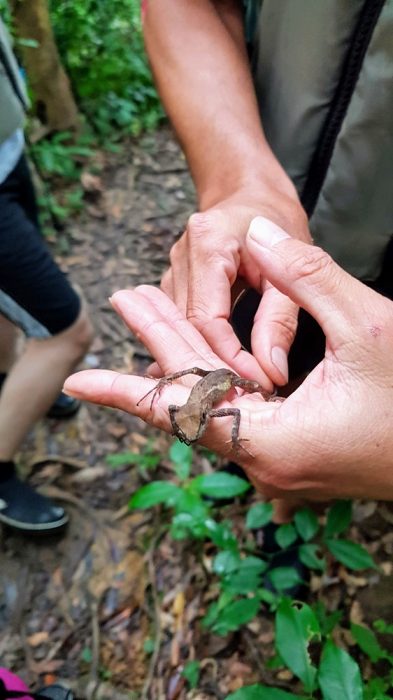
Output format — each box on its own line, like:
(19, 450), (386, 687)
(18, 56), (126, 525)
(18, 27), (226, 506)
(0, 679), (77, 699)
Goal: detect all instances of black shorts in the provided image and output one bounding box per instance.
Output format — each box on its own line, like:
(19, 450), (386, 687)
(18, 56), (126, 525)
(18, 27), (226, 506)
(0, 155), (80, 337)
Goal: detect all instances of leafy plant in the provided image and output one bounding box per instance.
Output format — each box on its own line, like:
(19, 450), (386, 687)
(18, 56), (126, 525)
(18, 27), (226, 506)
(49, 0), (164, 136)
(124, 441), (390, 697)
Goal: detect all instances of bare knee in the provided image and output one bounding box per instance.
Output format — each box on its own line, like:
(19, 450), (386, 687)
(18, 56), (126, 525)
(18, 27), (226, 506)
(60, 307), (94, 363)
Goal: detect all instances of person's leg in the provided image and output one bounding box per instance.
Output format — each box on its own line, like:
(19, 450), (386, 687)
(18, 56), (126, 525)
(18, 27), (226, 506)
(0, 155), (93, 532)
(0, 314), (19, 373)
(0, 307), (92, 459)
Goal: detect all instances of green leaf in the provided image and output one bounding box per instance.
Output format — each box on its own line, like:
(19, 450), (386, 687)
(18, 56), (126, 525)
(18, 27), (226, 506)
(246, 502), (273, 529)
(81, 646), (93, 663)
(143, 638), (155, 655)
(374, 619), (393, 635)
(181, 660), (200, 689)
(169, 440), (193, 481)
(275, 599), (319, 693)
(275, 523), (298, 549)
(213, 550), (241, 575)
(175, 489), (207, 517)
(106, 451), (160, 469)
(324, 500), (353, 538)
(223, 557), (268, 594)
(193, 473), (250, 499)
(294, 507), (319, 542)
(351, 623), (385, 663)
(318, 640), (363, 700)
(205, 518), (239, 551)
(313, 601), (342, 636)
(299, 544), (326, 571)
(211, 597), (260, 635)
(129, 481), (182, 509)
(226, 685), (301, 699)
(364, 677), (391, 700)
(266, 567), (303, 593)
(326, 539), (376, 570)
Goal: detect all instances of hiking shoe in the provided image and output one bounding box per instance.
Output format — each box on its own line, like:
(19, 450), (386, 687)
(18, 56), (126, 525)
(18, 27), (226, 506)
(0, 472), (68, 534)
(37, 686), (74, 699)
(46, 393), (80, 419)
(0, 669), (74, 699)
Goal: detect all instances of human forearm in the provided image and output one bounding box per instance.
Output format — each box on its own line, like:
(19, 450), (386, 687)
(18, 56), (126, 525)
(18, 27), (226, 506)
(143, 0), (298, 209)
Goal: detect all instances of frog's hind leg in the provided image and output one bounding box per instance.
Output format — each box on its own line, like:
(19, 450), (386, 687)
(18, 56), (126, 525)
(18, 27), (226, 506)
(209, 407), (254, 457)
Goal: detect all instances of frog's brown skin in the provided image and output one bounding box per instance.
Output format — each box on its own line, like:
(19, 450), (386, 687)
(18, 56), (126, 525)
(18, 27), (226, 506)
(137, 367), (275, 450)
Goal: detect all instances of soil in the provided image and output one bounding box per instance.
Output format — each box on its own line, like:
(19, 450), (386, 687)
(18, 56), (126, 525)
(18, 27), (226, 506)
(0, 127), (392, 700)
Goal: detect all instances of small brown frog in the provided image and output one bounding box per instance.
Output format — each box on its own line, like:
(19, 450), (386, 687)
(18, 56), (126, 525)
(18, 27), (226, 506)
(137, 367), (276, 450)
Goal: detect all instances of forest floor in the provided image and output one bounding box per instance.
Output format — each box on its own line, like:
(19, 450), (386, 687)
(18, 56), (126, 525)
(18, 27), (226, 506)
(0, 127), (392, 700)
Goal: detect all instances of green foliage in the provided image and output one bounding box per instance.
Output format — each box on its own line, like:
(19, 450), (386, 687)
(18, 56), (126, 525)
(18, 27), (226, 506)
(181, 660), (200, 690)
(49, 0), (164, 135)
(318, 640), (363, 700)
(324, 500), (353, 538)
(227, 687), (300, 700)
(246, 501), (273, 529)
(351, 623), (393, 665)
(30, 131), (94, 180)
(106, 441), (161, 479)
(294, 507), (320, 542)
(2, 0), (164, 234)
(275, 599), (319, 693)
(125, 441), (390, 698)
(275, 523), (298, 549)
(325, 538), (377, 570)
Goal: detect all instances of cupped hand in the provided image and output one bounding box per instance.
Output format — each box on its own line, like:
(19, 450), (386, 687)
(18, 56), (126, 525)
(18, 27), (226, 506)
(64, 218), (393, 501)
(161, 187), (310, 389)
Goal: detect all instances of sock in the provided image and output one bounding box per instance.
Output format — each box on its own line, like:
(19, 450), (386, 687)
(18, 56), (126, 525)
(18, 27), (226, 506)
(0, 460), (16, 482)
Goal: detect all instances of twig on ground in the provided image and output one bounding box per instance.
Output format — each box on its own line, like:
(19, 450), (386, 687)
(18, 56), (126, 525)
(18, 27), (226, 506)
(141, 528), (166, 700)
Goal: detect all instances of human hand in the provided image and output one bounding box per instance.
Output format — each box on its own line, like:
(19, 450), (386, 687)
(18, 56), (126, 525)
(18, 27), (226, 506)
(64, 218), (393, 501)
(162, 187), (310, 389)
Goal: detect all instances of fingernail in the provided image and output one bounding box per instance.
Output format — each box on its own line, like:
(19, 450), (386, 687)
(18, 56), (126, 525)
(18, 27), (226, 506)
(271, 346), (288, 383)
(248, 217), (290, 247)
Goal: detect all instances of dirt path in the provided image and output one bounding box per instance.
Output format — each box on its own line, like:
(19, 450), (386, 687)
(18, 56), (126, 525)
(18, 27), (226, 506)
(0, 127), (197, 697)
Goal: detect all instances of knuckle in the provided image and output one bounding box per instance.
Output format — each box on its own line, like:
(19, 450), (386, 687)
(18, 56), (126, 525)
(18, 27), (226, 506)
(187, 210), (225, 241)
(287, 246), (334, 285)
(187, 304), (210, 328)
(268, 312), (298, 345)
(187, 212), (213, 239)
(169, 240), (182, 265)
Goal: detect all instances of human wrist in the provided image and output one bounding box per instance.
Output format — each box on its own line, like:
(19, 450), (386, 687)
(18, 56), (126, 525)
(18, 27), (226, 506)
(199, 171), (309, 242)
(198, 157), (300, 212)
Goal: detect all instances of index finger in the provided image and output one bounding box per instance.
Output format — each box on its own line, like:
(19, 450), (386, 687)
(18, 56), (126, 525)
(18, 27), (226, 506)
(187, 252), (273, 386)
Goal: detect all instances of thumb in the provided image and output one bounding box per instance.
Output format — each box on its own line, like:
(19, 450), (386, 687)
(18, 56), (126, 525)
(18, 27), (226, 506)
(246, 216), (369, 346)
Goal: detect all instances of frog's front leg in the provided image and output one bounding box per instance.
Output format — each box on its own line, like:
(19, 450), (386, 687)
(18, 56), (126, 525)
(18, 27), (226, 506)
(208, 407), (252, 455)
(137, 367), (211, 410)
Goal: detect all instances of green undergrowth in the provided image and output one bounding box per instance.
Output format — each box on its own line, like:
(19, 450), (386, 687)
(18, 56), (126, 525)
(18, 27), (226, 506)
(1, 0), (164, 234)
(49, 0), (164, 137)
(109, 440), (393, 699)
